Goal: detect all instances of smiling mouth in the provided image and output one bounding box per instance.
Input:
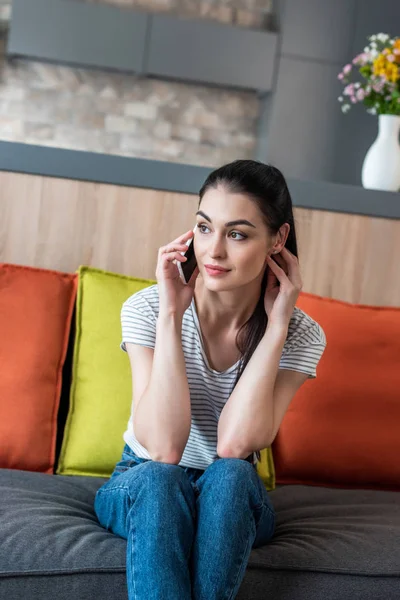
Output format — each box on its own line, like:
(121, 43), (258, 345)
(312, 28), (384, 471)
(205, 265), (231, 275)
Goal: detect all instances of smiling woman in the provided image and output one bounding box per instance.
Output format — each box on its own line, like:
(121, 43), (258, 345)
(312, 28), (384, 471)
(190, 161), (325, 459)
(95, 159), (327, 600)
(115, 159), (326, 472)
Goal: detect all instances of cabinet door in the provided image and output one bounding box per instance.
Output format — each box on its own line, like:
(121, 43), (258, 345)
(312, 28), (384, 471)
(7, 0), (148, 73)
(146, 14), (278, 92)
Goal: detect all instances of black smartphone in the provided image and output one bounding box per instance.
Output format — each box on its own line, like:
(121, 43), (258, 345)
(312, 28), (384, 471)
(177, 225), (198, 284)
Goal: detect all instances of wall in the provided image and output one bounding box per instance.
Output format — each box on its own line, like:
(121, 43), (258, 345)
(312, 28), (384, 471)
(0, 0), (272, 167)
(262, 0), (355, 184)
(1, 0), (399, 185)
(1, 168), (399, 306)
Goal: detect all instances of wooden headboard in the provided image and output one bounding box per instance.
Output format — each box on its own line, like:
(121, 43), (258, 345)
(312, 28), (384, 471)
(1, 170), (399, 306)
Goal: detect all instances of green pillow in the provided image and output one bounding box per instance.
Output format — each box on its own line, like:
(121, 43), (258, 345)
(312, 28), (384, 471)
(56, 266), (156, 476)
(257, 448), (275, 491)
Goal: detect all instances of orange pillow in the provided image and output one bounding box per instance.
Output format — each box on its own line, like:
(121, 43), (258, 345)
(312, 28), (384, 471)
(272, 291), (400, 492)
(0, 264), (77, 473)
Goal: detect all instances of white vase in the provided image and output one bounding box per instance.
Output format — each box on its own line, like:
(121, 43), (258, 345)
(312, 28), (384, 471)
(361, 114), (400, 192)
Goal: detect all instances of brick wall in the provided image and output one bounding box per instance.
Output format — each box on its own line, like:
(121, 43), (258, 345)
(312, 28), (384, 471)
(0, 0), (272, 166)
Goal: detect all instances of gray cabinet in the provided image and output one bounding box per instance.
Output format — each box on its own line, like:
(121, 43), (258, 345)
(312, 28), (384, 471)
(146, 14), (278, 92)
(7, 0), (278, 93)
(7, 0), (148, 72)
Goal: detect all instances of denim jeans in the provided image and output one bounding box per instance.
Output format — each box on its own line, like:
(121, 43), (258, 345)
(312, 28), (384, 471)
(94, 443), (276, 600)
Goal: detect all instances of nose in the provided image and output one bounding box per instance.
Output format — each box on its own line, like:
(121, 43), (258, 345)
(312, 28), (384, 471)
(208, 233), (227, 259)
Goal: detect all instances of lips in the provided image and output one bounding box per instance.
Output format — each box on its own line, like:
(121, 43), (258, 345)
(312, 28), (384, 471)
(204, 264), (230, 272)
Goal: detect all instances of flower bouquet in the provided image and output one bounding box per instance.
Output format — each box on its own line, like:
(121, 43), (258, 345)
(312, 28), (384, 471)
(337, 33), (400, 191)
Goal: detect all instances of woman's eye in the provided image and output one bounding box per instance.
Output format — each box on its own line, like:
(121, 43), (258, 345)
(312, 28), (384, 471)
(197, 224), (246, 240)
(230, 231), (246, 240)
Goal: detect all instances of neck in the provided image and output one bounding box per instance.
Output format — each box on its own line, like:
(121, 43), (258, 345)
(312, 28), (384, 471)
(193, 275), (262, 333)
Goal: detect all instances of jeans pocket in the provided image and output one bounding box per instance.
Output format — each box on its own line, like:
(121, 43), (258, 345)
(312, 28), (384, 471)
(122, 444), (149, 464)
(109, 446), (145, 479)
(110, 459), (136, 479)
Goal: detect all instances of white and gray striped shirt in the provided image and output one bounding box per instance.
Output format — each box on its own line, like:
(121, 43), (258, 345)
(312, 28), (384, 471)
(120, 284), (327, 470)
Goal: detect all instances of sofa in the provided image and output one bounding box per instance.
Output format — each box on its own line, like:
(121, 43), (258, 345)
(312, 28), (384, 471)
(1, 262), (399, 600)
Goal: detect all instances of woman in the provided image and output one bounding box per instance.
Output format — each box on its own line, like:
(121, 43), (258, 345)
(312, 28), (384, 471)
(94, 159), (327, 599)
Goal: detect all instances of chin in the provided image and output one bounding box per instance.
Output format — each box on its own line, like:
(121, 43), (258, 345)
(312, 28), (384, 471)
(203, 275), (237, 290)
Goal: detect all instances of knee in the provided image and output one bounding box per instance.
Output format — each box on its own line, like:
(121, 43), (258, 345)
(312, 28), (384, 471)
(141, 460), (183, 477)
(203, 458), (264, 506)
(209, 457), (255, 482)
(125, 460), (189, 493)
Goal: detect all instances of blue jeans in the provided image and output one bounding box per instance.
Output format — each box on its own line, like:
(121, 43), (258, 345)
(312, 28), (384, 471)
(94, 443), (276, 600)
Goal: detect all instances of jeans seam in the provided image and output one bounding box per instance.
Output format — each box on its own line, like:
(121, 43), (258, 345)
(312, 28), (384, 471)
(225, 512), (253, 600)
(263, 503), (275, 520)
(96, 484), (135, 496)
(128, 509), (137, 600)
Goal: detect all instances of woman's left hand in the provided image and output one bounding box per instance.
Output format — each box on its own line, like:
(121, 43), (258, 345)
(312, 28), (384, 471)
(264, 247), (303, 327)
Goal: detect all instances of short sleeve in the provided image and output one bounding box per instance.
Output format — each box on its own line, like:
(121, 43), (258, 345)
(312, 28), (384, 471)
(120, 293), (157, 352)
(279, 322), (327, 379)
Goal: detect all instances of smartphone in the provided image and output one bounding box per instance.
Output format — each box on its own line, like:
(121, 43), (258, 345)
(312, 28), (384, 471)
(177, 224), (198, 284)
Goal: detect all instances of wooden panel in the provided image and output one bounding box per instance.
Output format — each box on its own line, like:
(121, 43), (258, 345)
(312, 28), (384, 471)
(0, 171), (399, 306)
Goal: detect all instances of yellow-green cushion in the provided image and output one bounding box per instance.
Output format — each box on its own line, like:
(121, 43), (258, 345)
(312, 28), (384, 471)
(56, 265), (275, 489)
(257, 448), (275, 491)
(56, 266), (156, 476)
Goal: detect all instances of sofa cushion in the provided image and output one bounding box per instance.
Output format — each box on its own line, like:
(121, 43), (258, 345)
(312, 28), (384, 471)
(273, 291), (400, 491)
(0, 263), (77, 474)
(0, 469), (399, 600)
(56, 266), (156, 477)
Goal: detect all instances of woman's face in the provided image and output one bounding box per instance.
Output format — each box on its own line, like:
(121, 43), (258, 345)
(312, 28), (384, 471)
(194, 186), (277, 290)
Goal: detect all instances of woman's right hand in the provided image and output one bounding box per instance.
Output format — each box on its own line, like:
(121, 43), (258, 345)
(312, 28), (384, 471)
(156, 229), (199, 318)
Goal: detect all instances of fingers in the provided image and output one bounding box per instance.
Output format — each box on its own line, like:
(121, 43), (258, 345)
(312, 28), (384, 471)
(267, 254), (286, 273)
(162, 251), (187, 264)
(156, 244), (187, 279)
(174, 229), (194, 245)
(268, 249), (302, 288)
(158, 228), (194, 257)
(158, 243), (189, 258)
(156, 230), (194, 278)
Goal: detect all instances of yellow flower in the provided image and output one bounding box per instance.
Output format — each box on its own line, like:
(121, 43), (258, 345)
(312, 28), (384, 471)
(373, 52), (400, 82)
(373, 54), (386, 75)
(386, 63), (400, 82)
(393, 39), (400, 63)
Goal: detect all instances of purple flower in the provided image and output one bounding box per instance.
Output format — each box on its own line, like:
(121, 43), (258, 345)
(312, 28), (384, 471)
(356, 88), (366, 101)
(343, 83), (355, 96)
(372, 81), (385, 92)
(353, 52), (369, 66)
(343, 64), (352, 75)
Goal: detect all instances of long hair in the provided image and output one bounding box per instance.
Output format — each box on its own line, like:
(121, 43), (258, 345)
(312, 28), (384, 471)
(198, 159), (298, 462)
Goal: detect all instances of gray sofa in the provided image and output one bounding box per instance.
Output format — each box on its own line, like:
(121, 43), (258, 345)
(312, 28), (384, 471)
(2, 298), (399, 600)
(1, 466), (399, 599)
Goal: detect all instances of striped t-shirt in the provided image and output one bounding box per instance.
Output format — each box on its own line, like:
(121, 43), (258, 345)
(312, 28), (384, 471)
(120, 284), (327, 470)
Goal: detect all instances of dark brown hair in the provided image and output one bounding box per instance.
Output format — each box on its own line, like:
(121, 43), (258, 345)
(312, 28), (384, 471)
(198, 159), (298, 462)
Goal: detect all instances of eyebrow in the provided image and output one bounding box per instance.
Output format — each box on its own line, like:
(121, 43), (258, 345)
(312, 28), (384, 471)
(195, 210), (256, 228)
